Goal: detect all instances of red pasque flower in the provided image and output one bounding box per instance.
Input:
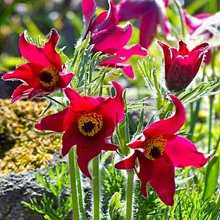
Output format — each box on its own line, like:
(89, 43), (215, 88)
(82, 0), (147, 79)
(35, 81), (124, 178)
(116, 0), (171, 49)
(2, 29), (74, 103)
(158, 40), (209, 92)
(115, 95), (209, 205)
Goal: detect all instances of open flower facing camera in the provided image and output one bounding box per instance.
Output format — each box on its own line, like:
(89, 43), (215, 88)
(2, 29), (74, 103)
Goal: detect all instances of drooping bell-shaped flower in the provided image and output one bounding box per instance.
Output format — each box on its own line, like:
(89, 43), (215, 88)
(36, 81), (124, 178)
(158, 40), (209, 92)
(82, 0), (147, 79)
(116, 0), (171, 48)
(115, 95), (209, 205)
(2, 29), (74, 103)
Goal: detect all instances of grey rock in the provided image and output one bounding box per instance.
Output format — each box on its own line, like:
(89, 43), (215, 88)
(0, 153), (65, 220)
(0, 73), (21, 99)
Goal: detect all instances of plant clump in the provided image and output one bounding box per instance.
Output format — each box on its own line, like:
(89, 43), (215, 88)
(0, 99), (61, 176)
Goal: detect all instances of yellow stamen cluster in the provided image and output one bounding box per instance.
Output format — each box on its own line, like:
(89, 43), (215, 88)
(39, 67), (59, 90)
(144, 136), (167, 160)
(78, 112), (103, 137)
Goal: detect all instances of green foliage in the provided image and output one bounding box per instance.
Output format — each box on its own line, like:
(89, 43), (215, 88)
(23, 163), (72, 220)
(0, 100), (61, 175)
(203, 155), (220, 200)
(101, 163), (125, 219)
(109, 192), (125, 220)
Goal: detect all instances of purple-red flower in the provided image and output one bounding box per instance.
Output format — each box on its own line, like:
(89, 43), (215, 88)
(116, 0), (171, 49)
(82, 0), (147, 79)
(158, 40), (209, 92)
(184, 11), (218, 64)
(35, 81), (124, 178)
(115, 95), (209, 205)
(2, 29), (74, 103)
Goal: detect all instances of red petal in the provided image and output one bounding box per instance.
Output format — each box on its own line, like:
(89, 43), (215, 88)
(117, 0), (154, 21)
(77, 146), (101, 178)
(10, 83), (34, 103)
(149, 154), (175, 206)
(82, 0), (96, 29)
(44, 29), (62, 69)
(137, 153), (154, 197)
(100, 81), (124, 124)
(158, 41), (171, 74)
(140, 13), (158, 48)
(59, 73), (74, 88)
(178, 40), (189, 56)
(19, 32), (50, 66)
(165, 0), (169, 7)
(115, 45), (148, 61)
(93, 24), (132, 54)
(2, 63), (42, 87)
(165, 136), (209, 168)
(64, 87), (105, 112)
(115, 151), (137, 169)
(92, 0), (118, 31)
(35, 108), (73, 132)
(144, 95), (186, 137)
(128, 134), (145, 149)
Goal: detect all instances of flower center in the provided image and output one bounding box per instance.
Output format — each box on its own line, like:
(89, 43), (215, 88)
(144, 136), (167, 160)
(39, 67), (59, 90)
(78, 112), (103, 137)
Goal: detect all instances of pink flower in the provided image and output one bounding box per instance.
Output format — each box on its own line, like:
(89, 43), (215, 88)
(35, 81), (124, 178)
(158, 40), (209, 92)
(116, 0), (171, 48)
(115, 95), (209, 205)
(184, 11), (218, 64)
(184, 11), (212, 35)
(2, 29), (74, 103)
(82, 0), (147, 79)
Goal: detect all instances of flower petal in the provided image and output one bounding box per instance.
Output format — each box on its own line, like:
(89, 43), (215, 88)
(158, 41), (171, 74)
(77, 145), (101, 178)
(149, 154), (175, 206)
(82, 0), (96, 29)
(10, 83), (34, 103)
(144, 95), (186, 137)
(139, 13), (158, 48)
(64, 87), (105, 112)
(59, 73), (74, 88)
(115, 151), (137, 170)
(2, 63), (42, 87)
(117, 0), (154, 21)
(137, 152), (154, 197)
(165, 136), (209, 168)
(19, 32), (50, 66)
(44, 29), (62, 69)
(35, 108), (73, 132)
(100, 81), (124, 124)
(92, 24), (132, 54)
(178, 40), (189, 56)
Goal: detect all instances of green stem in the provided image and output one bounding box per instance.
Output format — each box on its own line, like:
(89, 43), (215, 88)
(92, 156), (100, 220)
(125, 170), (134, 220)
(188, 67), (206, 139)
(68, 148), (80, 220)
(208, 95), (214, 152)
(45, 95), (66, 107)
(173, 0), (186, 40)
(76, 164), (86, 220)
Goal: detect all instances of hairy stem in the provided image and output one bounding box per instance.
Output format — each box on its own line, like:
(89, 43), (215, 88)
(68, 148), (80, 220)
(173, 0), (186, 40)
(92, 156), (100, 220)
(125, 170), (134, 220)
